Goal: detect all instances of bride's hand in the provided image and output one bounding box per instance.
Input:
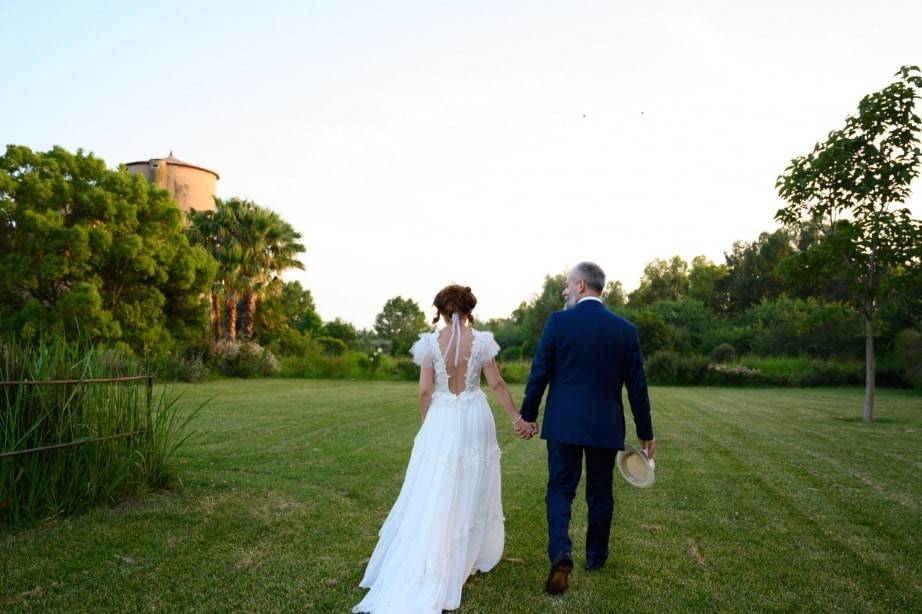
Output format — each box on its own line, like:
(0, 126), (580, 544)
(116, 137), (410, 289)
(512, 415), (530, 438)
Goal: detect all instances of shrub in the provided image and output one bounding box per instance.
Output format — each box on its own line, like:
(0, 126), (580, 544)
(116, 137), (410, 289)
(498, 361), (530, 384)
(704, 362), (777, 386)
(211, 341), (280, 378)
(315, 336), (348, 356)
(268, 328), (312, 357)
(645, 351), (709, 385)
(894, 329), (922, 389)
(711, 343), (737, 364)
(279, 349), (367, 379)
(739, 355), (866, 387)
(153, 352), (210, 382)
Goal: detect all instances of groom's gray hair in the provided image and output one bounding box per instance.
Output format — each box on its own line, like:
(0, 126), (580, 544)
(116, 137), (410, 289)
(571, 262), (606, 293)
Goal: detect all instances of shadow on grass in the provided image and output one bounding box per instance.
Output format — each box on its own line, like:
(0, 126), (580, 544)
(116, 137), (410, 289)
(832, 416), (904, 424)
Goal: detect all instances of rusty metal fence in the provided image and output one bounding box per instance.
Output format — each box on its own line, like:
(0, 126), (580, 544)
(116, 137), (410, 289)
(0, 373), (153, 459)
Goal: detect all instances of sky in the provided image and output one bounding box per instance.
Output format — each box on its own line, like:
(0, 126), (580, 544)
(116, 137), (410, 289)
(2, 1), (920, 328)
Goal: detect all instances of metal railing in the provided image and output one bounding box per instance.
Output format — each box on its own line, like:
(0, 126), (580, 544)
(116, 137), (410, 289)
(0, 373), (154, 459)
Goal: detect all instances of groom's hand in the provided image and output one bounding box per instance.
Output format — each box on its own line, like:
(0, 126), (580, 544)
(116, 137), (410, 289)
(640, 437), (656, 459)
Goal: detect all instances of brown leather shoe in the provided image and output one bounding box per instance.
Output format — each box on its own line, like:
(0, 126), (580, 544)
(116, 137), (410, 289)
(545, 552), (574, 595)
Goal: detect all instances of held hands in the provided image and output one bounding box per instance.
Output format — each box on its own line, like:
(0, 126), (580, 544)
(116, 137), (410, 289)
(513, 414), (538, 439)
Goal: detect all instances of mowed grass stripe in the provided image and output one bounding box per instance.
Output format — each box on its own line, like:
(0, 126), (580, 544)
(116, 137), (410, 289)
(671, 388), (922, 607)
(1, 381), (920, 613)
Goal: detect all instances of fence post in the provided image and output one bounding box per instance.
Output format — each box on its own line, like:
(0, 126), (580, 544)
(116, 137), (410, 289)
(146, 372), (153, 430)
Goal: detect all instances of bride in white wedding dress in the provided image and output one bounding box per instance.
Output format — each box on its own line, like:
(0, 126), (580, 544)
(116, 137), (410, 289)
(353, 285), (534, 614)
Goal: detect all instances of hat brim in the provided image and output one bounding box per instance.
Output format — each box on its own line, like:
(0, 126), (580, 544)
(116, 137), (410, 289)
(616, 444), (655, 488)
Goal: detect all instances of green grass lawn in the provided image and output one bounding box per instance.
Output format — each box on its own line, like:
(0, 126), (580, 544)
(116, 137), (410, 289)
(2, 381), (921, 612)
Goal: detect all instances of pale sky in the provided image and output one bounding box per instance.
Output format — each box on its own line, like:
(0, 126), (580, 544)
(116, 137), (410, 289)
(2, 1), (920, 328)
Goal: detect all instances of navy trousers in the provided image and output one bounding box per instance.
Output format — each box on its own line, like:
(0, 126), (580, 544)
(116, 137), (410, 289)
(545, 440), (617, 563)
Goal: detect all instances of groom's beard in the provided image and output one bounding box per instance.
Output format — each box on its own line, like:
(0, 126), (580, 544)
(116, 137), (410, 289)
(564, 294), (578, 310)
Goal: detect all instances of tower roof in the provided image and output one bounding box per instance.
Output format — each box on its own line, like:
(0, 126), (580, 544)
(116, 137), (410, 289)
(125, 152), (219, 179)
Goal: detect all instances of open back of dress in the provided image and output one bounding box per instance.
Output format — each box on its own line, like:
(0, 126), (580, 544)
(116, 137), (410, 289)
(438, 327), (475, 395)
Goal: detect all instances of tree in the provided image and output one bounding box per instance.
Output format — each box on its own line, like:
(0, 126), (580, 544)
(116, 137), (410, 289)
(374, 296), (429, 355)
(252, 280), (321, 344)
(512, 273), (567, 357)
(776, 65), (922, 422)
(601, 280), (626, 309)
(687, 256), (728, 312)
(718, 230), (795, 314)
(627, 256), (689, 307)
(220, 198), (305, 340)
(187, 209), (230, 341)
(281, 281), (322, 333)
(189, 199), (305, 342)
(322, 318), (357, 345)
(189, 203), (244, 342)
(0, 145), (215, 353)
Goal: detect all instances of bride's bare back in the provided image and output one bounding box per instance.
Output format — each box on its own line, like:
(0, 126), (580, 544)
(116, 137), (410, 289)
(438, 325), (475, 395)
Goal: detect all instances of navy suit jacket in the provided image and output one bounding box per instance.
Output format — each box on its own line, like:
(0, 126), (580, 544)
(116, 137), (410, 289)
(520, 299), (654, 449)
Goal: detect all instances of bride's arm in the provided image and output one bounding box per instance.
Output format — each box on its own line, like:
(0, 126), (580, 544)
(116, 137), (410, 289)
(418, 364), (434, 421)
(482, 359), (523, 426)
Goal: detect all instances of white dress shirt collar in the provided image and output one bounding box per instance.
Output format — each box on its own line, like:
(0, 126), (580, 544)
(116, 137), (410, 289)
(578, 296), (603, 304)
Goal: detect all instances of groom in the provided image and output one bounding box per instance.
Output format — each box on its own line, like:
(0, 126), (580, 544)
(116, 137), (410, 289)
(519, 262), (655, 595)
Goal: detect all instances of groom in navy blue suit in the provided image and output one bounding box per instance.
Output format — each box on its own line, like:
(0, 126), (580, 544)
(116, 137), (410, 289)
(519, 262), (655, 595)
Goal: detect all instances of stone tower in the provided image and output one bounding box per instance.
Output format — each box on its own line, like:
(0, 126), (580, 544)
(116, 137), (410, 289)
(125, 152), (219, 213)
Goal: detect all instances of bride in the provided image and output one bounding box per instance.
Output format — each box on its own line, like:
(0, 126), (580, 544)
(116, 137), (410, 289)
(353, 284), (534, 614)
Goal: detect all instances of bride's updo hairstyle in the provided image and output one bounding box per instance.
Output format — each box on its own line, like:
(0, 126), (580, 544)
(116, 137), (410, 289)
(432, 284), (477, 325)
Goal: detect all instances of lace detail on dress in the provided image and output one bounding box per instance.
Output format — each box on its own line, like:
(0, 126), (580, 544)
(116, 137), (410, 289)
(427, 333), (452, 394)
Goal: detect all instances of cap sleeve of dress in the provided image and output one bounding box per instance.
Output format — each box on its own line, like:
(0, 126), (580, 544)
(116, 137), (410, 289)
(409, 333), (434, 368)
(478, 331), (501, 362)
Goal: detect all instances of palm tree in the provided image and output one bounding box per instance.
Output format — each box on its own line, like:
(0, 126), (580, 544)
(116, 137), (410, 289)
(187, 201), (245, 342)
(187, 208), (226, 342)
(189, 198), (305, 342)
(236, 207), (305, 339)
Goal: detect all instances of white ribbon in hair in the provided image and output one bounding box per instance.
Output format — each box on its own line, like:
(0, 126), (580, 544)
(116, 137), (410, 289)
(443, 312), (462, 367)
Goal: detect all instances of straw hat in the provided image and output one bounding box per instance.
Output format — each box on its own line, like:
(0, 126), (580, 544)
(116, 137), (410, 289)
(616, 444), (655, 488)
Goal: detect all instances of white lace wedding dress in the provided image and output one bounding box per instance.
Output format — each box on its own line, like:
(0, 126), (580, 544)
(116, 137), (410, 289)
(353, 329), (505, 614)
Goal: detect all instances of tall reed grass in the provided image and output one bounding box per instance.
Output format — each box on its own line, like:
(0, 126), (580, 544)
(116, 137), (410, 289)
(0, 337), (201, 525)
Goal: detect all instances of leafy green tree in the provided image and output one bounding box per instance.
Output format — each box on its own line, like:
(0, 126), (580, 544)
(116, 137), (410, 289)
(478, 317), (525, 360)
(374, 296), (429, 355)
(621, 308), (673, 355)
(601, 280), (626, 309)
(776, 65), (922, 422)
(252, 280), (321, 346)
(688, 256), (728, 312)
(743, 297), (863, 358)
(0, 145), (215, 353)
(649, 299), (712, 354)
(277, 281), (321, 333)
(628, 256), (689, 307)
(322, 318), (357, 346)
(717, 230), (795, 315)
(512, 273), (567, 357)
